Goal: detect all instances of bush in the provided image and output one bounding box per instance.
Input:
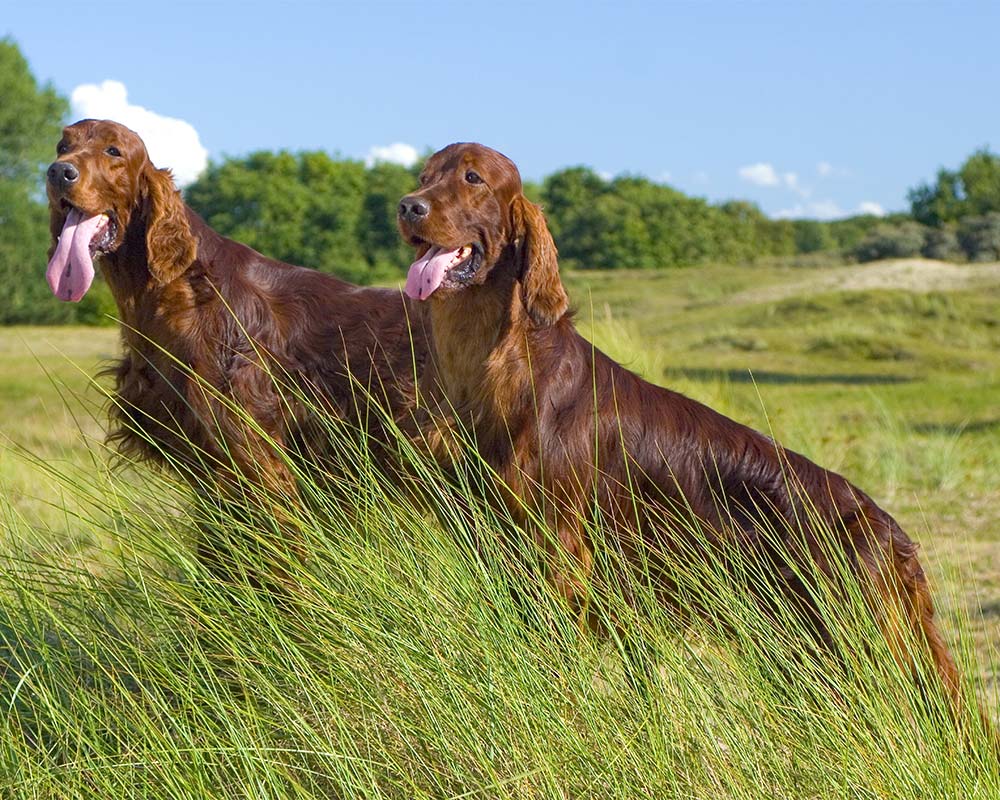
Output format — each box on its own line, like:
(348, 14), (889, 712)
(853, 221), (930, 262)
(957, 212), (1000, 262)
(921, 226), (963, 262)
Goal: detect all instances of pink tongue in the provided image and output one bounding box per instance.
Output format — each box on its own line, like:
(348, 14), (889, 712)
(46, 209), (107, 302)
(404, 246), (463, 300)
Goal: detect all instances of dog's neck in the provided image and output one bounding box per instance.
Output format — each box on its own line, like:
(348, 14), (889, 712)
(426, 255), (536, 424)
(98, 205), (207, 358)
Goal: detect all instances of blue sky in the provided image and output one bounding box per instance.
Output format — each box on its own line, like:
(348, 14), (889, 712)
(6, 1), (998, 218)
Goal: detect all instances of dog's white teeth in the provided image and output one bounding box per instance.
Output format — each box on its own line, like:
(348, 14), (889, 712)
(446, 246), (472, 267)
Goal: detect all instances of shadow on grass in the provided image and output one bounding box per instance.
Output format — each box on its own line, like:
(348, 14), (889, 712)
(671, 368), (916, 386)
(974, 599), (1000, 619)
(910, 418), (1000, 435)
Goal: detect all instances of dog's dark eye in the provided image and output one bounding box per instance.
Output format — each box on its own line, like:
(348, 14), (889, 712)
(56, 142), (68, 155)
(418, 173), (430, 186)
(465, 170), (483, 185)
(106, 146), (122, 157)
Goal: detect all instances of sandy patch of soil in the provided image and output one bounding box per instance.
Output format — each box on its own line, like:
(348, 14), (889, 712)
(732, 259), (1000, 304)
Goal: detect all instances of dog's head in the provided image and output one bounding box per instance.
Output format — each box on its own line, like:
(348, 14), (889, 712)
(45, 118), (195, 302)
(397, 142), (568, 327)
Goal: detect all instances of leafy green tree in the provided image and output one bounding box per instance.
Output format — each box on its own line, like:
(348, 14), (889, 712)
(539, 169), (801, 269)
(958, 149), (1000, 218)
(909, 149), (1000, 226)
(0, 191), (68, 324)
(792, 219), (834, 253)
(360, 161), (421, 280)
(0, 39), (66, 186)
(296, 151), (367, 275)
(909, 168), (963, 226)
(521, 180), (544, 205)
(758, 218), (797, 258)
(540, 167), (609, 269)
(826, 215), (882, 253)
(0, 39), (72, 324)
(716, 200), (793, 262)
(186, 151), (379, 283)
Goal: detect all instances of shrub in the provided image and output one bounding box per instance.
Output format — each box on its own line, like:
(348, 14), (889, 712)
(957, 212), (1000, 262)
(921, 226), (963, 262)
(853, 221), (929, 262)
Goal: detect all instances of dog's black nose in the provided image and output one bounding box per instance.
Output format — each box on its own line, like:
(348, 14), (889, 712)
(398, 195), (430, 222)
(47, 162), (80, 190)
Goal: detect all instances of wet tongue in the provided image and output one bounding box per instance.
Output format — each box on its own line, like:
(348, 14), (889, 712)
(404, 245), (463, 300)
(46, 208), (108, 302)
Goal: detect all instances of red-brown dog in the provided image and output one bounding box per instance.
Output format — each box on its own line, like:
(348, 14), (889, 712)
(46, 119), (428, 580)
(398, 142), (964, 710)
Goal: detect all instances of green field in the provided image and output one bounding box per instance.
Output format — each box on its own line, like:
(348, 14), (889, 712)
(1, 257), (999, 797)
(567, 259), (1000, 680)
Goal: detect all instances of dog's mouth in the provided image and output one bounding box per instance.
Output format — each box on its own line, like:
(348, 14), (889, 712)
(404, 242), (483, 301)
(58, 201), (119, 256)
(46, 204), (119, 302)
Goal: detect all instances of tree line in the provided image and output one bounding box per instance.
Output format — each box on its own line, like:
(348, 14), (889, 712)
(2, 37), (998, 325)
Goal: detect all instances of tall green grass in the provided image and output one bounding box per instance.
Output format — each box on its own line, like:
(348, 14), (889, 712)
(1, 329), (998, 798)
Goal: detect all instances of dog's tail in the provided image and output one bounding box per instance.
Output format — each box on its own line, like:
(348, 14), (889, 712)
(863, 512), (994, 745)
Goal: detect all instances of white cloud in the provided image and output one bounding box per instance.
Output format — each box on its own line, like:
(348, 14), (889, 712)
(817, 161), (834, 177)
(365, 142), (419, 168)
(739, 162), (780, 187)
(857, 201), (886, 217)
(741, 162), (811, 196)
(70, 80), (208, 187)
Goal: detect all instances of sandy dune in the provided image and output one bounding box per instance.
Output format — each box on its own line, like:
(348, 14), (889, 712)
(732, 259), (1000, 304)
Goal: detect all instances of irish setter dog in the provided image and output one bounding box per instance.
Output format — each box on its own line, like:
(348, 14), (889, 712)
(398, 143), (965, 712)
(46, 119), (427, 581)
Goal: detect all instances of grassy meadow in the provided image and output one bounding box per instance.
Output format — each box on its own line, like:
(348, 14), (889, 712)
(1, 257), (999, 797)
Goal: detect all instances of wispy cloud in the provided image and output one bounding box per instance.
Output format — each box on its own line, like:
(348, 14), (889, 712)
(775, 200), (844, 220)
(365, 142), (419, 168)
(775, 198), (887, 220)
(70, 80), (208, 187)
(783, 171), (810, 198)
(817, 161), (834, 177)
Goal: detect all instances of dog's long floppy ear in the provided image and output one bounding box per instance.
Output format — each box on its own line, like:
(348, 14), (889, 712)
(510, 195), (568, 327)
(143, 166), (196, 285)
